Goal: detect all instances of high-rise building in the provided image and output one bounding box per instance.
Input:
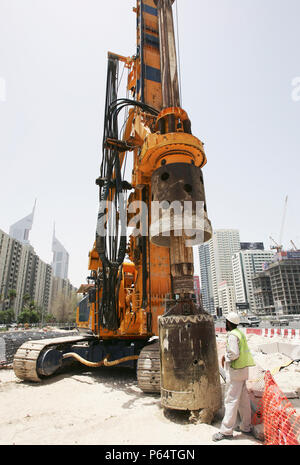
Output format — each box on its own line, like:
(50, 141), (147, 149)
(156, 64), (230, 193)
(262, 251), (300, 315)
(50, 275), (78, 321)
(193, 275), (201, 306)
(0, 229), (33, 313)
(33, 259), (53, 317)
(210, 229), (240, 314)
(13, 244), (36, 313)
(52, 225), (69, 279)
(198, 229), (240, 315)
(0, 229), (53, 318)
(0, 230), (20, 302)
(198, 242), (214, 314)
(9, 200), (36, 245)
(252, 271), (274, 314)
(232, 248), (275, 313)
(218, 280), (236, 315)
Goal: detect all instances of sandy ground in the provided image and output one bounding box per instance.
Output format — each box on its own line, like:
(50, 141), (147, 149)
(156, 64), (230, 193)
(0, 332), (299, 446)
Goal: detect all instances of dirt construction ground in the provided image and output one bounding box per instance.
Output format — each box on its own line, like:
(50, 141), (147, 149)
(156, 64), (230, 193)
(0, 332), (299, 446)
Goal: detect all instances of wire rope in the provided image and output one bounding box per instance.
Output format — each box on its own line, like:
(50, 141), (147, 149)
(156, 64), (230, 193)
(175, 0), (182, 106)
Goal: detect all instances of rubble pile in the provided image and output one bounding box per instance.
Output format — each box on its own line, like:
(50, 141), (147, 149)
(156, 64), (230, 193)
(0, 329), (78, 365)
(216, 332), (300, 416)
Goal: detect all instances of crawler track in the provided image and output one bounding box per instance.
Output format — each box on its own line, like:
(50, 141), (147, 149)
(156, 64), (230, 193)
(13, 335), (92, 382)
(137, 341), (161, 393)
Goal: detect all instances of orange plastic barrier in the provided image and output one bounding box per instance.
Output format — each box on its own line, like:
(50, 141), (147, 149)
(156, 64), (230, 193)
(253, 371), (300, 445)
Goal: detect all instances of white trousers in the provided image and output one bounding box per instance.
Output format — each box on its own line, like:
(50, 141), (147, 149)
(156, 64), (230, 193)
(220, 379), (252, 435)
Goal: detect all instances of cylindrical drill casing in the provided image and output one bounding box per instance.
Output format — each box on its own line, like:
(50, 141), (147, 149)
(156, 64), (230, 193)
(159, 312), (222, 412)
(150, 163), (212, 248)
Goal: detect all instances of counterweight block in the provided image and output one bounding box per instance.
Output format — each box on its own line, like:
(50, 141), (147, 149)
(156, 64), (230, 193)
(159, 301), (222, 422)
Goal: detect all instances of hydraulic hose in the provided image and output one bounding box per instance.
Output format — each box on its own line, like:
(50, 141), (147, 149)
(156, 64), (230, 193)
(103, 355), (139, 366)
(63, 352), (106, 367)
(63, 352), (139, 368)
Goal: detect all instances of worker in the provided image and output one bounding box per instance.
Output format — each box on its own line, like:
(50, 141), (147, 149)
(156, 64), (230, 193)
(212, 312), (255, 442)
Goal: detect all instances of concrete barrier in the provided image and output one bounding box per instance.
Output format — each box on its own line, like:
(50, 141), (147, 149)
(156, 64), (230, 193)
(215, 327), (300, 340)
(258, 341), (300, 361)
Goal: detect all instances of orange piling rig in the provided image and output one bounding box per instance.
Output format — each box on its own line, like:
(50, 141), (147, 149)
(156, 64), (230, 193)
(78, 0), (211, 338)
(14, 1), (221, 418)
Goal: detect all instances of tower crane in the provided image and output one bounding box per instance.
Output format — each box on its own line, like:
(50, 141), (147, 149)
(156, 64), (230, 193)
(270, 195), (288, 253)
(269, 236), (282, 253)
(290, 240), (298, 251)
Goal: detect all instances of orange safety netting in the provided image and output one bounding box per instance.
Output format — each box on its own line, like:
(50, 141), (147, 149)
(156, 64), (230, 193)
(253, 371), (300, 445)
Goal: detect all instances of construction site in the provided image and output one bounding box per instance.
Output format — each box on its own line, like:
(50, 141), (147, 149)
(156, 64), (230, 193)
(0, 325), (300, 445)
(1, 0), (300, 449)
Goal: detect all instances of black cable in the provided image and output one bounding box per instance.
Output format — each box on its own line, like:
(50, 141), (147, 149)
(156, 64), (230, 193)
(96, 55), (121, 331)
(96, 57), (159, 331)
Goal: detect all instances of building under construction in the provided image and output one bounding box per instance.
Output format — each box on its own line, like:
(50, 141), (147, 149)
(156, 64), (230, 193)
(253, 251), (300, 315)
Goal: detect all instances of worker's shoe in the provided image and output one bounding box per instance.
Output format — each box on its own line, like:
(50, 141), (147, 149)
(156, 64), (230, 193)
(235, 426), (253, 436)
(212, 432), (233, 442)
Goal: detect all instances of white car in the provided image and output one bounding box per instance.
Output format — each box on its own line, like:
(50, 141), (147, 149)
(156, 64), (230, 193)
(270, 318), (289, 326)
(239, 316), (261, 327)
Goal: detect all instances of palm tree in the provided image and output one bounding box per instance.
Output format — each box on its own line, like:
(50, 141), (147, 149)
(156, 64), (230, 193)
(23, 293), (31, 306)
(18, 297), (42, 324)
(7, 289), (17, 319)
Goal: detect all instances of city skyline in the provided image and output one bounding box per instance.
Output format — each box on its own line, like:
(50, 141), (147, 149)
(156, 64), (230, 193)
(0, 226), (77, 319)
(197, 230), (286, 316)
(2, 199), (299, 291)
(5, 203), (72, 284)
(1, 1), (300, 287)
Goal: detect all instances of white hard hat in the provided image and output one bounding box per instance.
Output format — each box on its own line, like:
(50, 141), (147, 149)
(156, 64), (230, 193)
(226, 312), (240, 325)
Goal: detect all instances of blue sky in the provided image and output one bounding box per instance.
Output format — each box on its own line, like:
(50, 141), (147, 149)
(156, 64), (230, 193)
(0, 0), (299, 286)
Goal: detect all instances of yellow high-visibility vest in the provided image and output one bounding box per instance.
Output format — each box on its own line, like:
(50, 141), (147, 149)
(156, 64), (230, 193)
(228, 328), (255, 370)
